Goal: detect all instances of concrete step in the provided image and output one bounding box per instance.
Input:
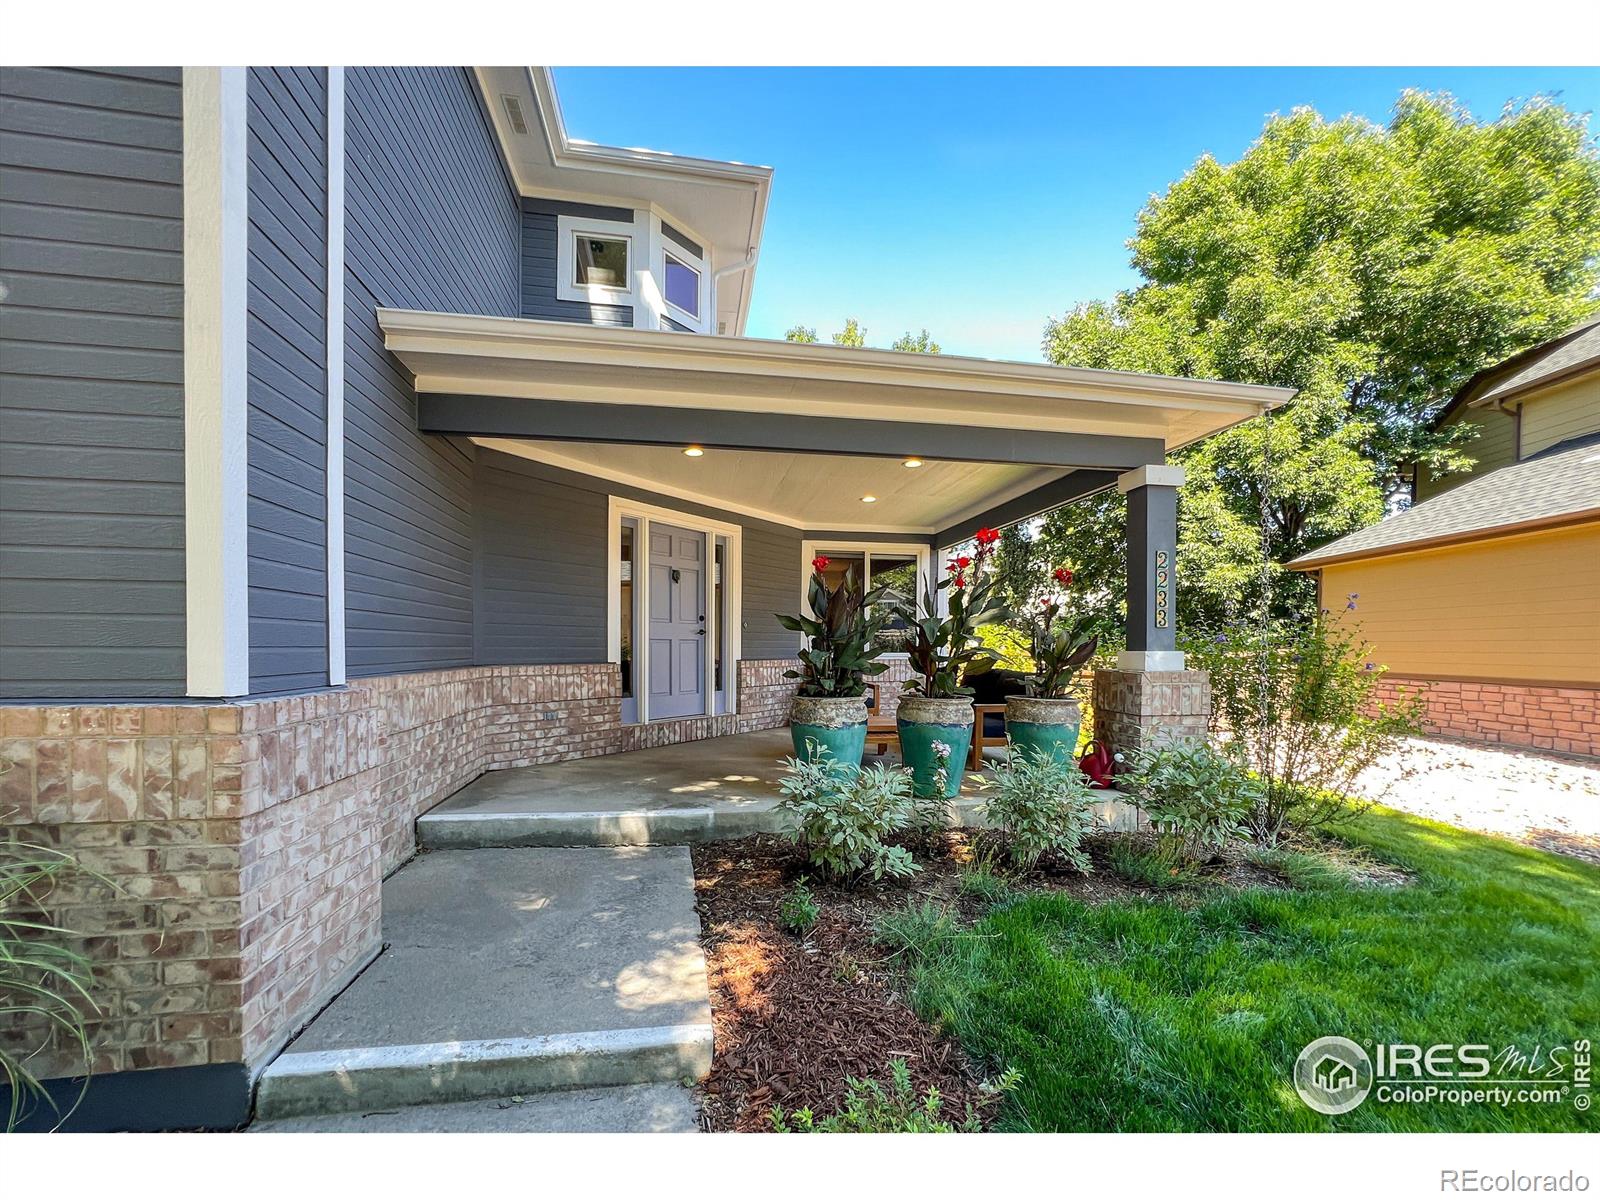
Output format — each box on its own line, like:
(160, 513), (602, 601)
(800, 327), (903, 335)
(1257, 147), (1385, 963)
(254, 847), (713, 1120)
(251, 1082), (700, 1133)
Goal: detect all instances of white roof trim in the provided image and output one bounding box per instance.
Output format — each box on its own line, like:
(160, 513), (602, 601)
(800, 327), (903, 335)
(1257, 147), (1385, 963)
(378, 309), (1293, 449)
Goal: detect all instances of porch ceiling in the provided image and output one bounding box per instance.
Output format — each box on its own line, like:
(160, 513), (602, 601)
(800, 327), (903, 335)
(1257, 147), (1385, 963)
(477, 437), (1065, 533)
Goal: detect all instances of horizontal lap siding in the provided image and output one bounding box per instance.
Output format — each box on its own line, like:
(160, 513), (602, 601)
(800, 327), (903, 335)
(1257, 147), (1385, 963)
(344, 67), (520, 676)
(474, 455), (608, 663)
(0, 67), (185, 697)
(471, 449), (801, 665)
(247, 67), (328, 693)
(520, 198), (632, 326)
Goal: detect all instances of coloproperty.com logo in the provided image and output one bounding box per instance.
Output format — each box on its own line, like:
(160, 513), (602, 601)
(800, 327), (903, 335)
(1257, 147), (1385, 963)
(1293, 1035), (1592, 1116)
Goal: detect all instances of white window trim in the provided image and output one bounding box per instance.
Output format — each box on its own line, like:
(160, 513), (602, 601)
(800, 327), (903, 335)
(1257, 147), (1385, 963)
(656, 227), (710, 332)
(609, 497), (743, 724)
(556, 214), (638, 305)
(797, 540), (933, 659)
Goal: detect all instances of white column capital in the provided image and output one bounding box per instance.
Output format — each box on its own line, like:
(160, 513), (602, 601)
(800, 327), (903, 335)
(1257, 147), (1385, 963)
(1117, 464), (1186, 493)
(1116, 650), (1187, 673)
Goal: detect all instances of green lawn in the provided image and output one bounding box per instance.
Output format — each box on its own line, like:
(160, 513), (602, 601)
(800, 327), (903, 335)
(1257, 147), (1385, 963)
(880, 808), (1600, 1131)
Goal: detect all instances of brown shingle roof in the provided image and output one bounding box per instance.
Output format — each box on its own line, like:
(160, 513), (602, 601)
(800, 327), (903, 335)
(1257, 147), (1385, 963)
(1476, 320), (1600, 406)
(1290, 434), (1600, 569)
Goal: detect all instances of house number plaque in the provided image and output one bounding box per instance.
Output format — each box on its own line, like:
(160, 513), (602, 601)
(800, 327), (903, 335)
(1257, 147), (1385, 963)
(1154, 550), (1170, 629)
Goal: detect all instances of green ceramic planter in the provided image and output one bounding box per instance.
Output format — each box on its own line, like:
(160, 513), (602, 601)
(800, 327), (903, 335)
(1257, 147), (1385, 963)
(1004, 696), (1082, 765)
(896, 696), (974, 799)
(789, 696), (868, 768)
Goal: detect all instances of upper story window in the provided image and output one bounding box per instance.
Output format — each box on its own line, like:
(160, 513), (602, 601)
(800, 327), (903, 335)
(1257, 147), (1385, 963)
(576, 235), (629, 290)
(663, 251), (700, 319)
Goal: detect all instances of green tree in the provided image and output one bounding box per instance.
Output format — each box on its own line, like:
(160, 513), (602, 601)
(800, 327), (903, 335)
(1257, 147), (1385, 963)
(832, 317), (867, 348)
(784, 324), (818, 343)
(1024, 91), (1600, 631)
(890, 328), (942, 354)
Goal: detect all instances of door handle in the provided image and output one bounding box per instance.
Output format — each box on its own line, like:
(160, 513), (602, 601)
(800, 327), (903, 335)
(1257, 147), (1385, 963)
(697, 629), (706, 636)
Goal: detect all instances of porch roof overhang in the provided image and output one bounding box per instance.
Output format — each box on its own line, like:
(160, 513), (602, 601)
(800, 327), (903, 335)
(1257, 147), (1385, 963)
(379, 309), (1293, 539)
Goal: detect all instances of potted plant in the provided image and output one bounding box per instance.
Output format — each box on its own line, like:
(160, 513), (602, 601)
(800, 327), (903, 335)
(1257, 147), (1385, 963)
(1006, 566), (1099, 764)
(893, 528), (1009, 799)
(776, 556), (894, 765)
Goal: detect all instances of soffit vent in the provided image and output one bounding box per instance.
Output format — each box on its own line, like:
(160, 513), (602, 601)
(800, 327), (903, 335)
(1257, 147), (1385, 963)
(501, 94), (529, 136)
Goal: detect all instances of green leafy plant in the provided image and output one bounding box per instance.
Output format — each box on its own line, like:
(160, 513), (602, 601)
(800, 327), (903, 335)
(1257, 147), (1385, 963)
(776, 556), (894, 698)
(1121, 741), (1259, 862)
(775, 748), (918, 881)
(981, 745), (1100, 871)
(1106, 838), (1194, 889)
(1, 816), (104, 1131)
(1186, 608), (1423, 841)
(896, 529), (1010, 699)
(769, 1056), (1019, 1133)
(778, 879), (820, 934)
(957, 856), (1012, 906)
(1022, 567), (1099, 698)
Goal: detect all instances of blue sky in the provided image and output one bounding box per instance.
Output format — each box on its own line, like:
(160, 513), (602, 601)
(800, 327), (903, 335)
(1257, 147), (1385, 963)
(554, 67), (1600, 363)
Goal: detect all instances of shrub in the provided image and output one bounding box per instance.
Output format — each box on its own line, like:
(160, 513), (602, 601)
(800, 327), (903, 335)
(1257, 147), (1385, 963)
(775, 749), (918, 881)
(778, 880), (820, 934)
(1, 817), (103, 1131)
(1185, 609), (1423, 842)
(769, 1056), (1019, 1133)
(981, 745), (1099, 871)
(1121, 741), (1258, 862)
(1106, 838), (1193, 889)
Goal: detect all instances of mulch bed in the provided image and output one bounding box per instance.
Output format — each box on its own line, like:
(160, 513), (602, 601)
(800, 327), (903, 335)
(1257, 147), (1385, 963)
(690, 829), (1406, 1131)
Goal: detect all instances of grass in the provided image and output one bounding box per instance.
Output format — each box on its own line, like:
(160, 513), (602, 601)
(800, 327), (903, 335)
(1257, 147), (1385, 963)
(877, 806), (1600, 1131)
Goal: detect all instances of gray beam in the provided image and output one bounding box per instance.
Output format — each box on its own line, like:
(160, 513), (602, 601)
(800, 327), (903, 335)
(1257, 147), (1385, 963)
(417, 394), (1165, 472)
(935, 469), (1120, 550)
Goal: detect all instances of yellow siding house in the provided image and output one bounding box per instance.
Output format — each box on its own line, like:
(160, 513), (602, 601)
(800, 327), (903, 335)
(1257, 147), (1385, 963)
(1292, 319), (1600, 757)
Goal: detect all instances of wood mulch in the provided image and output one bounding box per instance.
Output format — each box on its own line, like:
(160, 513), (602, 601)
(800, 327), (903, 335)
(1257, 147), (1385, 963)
(690, 827), (1411, 1131)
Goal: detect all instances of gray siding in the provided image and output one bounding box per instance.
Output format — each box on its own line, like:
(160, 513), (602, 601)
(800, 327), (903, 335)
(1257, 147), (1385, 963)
(470, 448), (800, 665)
(343, 67), (521, 676)
(742, 525), (803, 659)
(0, 67), (186, 698)
(247, 67), (328, 693)
(473, 453), (608, 664)
(520, 197), (633, 327)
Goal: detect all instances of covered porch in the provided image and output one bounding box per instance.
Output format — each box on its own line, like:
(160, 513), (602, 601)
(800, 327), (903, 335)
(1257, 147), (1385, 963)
(379, 309), (1291, 762)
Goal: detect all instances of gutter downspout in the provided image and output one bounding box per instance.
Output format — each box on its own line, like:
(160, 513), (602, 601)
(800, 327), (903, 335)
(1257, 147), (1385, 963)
(710, 251), (756, 335)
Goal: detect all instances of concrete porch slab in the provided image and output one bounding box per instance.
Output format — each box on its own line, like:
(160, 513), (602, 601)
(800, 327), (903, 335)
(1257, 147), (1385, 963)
(254, 847), (713, 1119)
(418, 728), (1139, 849)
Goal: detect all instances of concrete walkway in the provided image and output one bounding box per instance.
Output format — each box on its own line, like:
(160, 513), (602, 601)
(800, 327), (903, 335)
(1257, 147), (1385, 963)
(254, 847), (711, 1126)
(251, 1082), (700, 1133)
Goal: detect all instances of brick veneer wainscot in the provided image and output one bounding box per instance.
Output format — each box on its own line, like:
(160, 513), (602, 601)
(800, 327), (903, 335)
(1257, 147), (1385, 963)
(1372, 676), (1600, 759)
(1091, 669), (1213, 761)
(0, 659), (800, 1084)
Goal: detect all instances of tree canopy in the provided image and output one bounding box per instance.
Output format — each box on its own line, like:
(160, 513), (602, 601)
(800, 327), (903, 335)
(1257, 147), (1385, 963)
(784, 319), (941, 354)
(1015, 90), (1600, 634)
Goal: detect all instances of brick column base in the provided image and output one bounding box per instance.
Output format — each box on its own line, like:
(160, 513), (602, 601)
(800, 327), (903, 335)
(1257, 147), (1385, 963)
(1092, 669), (1212, 762)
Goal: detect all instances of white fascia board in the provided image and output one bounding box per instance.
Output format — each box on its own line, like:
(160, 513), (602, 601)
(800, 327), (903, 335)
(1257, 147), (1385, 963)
(182, 67), (250, 698)
(1117, 464), (1186, 492)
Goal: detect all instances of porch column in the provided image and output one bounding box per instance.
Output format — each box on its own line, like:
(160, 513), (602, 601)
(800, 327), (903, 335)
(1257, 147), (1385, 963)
(1118, 464), (1183, 672)
(1092, 463), (1211, 765)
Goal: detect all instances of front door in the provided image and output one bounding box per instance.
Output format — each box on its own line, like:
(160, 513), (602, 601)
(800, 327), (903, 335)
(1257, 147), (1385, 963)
(648, 523), (706, 720)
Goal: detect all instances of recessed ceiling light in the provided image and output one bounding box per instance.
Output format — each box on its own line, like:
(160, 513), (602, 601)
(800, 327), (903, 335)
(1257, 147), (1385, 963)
(683, 445), (704, 457)
(902, 457), (923, 469)
(860, 494), (878, 503)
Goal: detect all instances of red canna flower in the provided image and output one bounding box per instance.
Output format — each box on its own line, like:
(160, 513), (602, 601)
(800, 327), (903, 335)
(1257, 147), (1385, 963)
(952, 574), (966, 590)
(1053, 567), (1074, 587)
(956, 555), (972, 569)
(975, 527), (1000, 546)
(811, 556), (830, 573)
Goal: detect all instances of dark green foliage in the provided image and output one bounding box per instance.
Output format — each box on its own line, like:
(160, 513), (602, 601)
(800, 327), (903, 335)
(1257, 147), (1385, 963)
(778, 879), (820, 935)
(776, 563), (893, 698)
(896, 536), (1010, 699)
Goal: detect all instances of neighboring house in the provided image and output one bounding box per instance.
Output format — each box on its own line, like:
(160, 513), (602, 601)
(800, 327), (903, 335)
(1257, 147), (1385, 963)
(0, 66), (1286, 1128)
(1290, 321), (1600, 758)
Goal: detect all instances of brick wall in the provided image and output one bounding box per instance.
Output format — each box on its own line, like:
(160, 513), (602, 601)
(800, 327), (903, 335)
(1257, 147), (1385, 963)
(0, 658), (796, 1084)
(1373, 676), (1600, 758)
(1091, 669), (1212, 761)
